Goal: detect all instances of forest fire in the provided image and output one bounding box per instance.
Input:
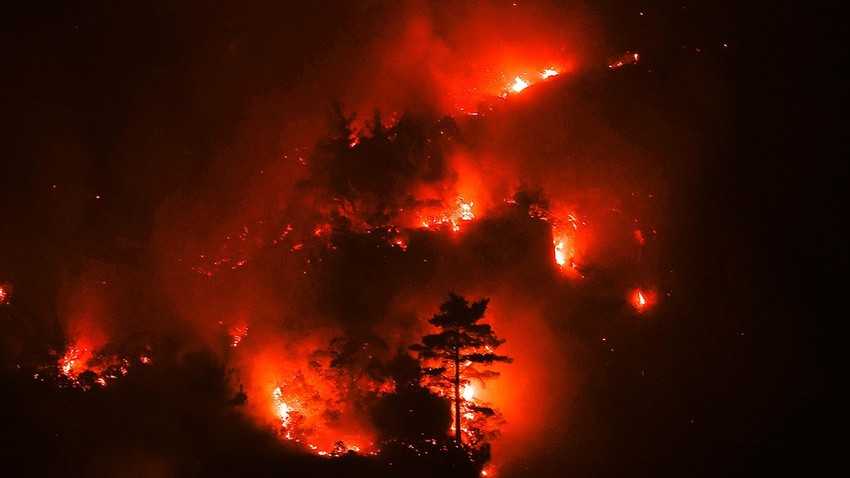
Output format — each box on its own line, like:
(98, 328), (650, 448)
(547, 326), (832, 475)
(0, 2), (697, 477)
(507, 67), (560, 95)
(3, 0), (818, 477)
(13, 59), (659, 472)
(48, 339), (133, 390)
(419, 197), (477, 232)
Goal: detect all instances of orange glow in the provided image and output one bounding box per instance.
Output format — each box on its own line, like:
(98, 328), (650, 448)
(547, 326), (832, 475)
(463, 383), (475, 402)
(506, 67), (562, 96)
(448, 58), (570, 112)
(511, 76), (530, 92)
(273, 388), (290, 421)
(630, 288), (657, 312)
(0, 282), (9, 304)
(237, 340), (379, 455)
(554, 238), (569, 267)
(550, 211), (586, 277)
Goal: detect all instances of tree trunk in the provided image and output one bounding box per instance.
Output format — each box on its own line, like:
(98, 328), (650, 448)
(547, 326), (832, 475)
(454, 343), (461, 444)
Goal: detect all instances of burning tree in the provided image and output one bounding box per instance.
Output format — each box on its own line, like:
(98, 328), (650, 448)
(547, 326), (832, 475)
(410, 293), (512, 446)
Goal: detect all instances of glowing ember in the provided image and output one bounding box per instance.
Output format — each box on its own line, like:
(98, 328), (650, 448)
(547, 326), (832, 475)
(228, 322), (249, 347)
(609, 52), (640, 69)
(0, 282), (9, 304)
(511, 76), (530, 92)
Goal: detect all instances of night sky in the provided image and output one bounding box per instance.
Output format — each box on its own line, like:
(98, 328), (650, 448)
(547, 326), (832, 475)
(1, 1), (839, 477)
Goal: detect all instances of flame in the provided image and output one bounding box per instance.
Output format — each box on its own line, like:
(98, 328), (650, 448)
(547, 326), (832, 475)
(511, 76), (530, 92)
(553, 239), (568, 267)
(277, 401), (289, 421)
(463, 383), (475, 402)
(417, 196), (476, 232)
(459, 200), (475, 221)
(242, 340), (380, 456)
(55, 338), (134, 389)
(0, 282), (10, 304)
(550, 212), (584, 276)
(630, 288), (656, 312)
(60, 343), (94, 377)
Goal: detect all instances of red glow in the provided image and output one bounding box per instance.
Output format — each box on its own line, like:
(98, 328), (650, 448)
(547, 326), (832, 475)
(630, 288), (657, 312)
(0, 282), (10, 304)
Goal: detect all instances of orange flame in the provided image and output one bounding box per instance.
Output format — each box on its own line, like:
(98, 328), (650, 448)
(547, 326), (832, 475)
(540, 68), (558, 79)
(511, 76), (530, 92)
(463, 383), (475, 401)
(630, 288), (656, 312)
(0, 282), (10, 304)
